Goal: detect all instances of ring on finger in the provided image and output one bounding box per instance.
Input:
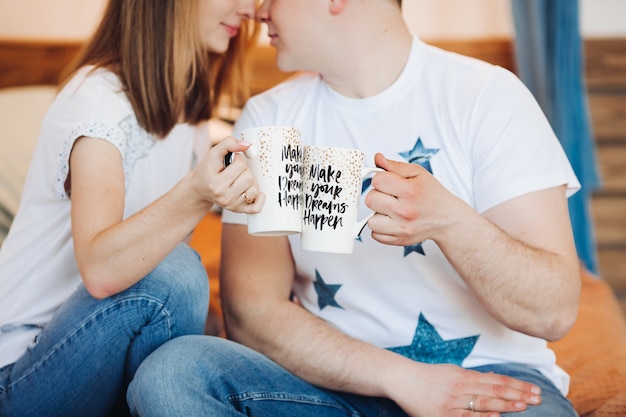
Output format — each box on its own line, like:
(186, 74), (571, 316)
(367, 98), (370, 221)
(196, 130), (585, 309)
(242, 192), (254, 204)
(468, 394), (478, 411)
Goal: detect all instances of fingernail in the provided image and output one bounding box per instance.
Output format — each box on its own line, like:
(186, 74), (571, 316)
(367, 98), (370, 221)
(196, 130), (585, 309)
(239, 140), (251, 146)
(514, 401), (525, 409)
(531, 386), (541, 394)
(529, 395), (540, 403)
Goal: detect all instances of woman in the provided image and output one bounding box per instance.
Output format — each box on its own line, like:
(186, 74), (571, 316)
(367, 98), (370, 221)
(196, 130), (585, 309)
(0, 0), (263, 416)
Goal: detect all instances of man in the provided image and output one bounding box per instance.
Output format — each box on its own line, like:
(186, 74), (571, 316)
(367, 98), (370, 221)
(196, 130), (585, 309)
(127, 0), (581, 415)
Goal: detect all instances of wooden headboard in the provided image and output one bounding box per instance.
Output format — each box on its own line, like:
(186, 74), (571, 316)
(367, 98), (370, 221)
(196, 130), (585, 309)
(0, 38), (515, 93)
(0, 40), (82, 88)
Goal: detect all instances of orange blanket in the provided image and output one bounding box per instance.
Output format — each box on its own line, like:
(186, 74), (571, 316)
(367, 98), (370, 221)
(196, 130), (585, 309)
(189, 211), (226, 337)
(549, 269), (626, 416)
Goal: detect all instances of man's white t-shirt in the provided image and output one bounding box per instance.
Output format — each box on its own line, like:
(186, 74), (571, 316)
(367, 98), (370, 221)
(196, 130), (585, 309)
(0, 66), (205, 369)
(223, 36), (580, 395)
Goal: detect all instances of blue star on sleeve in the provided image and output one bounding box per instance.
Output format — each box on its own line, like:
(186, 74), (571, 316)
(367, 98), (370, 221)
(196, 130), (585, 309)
(387, 313), (479, 366)
(313, 269), (344, 310)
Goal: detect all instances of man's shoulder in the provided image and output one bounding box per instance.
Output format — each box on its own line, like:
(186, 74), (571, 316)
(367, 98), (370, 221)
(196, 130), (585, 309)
(421, 40), (519, 85)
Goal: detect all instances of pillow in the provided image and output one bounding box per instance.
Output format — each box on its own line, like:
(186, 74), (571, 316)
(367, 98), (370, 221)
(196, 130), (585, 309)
(0, 85), (57, 245)
(549, 268), (626, 416)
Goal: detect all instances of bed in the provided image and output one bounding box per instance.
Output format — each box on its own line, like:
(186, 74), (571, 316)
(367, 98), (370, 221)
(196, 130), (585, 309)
(1, 38), (625, 416)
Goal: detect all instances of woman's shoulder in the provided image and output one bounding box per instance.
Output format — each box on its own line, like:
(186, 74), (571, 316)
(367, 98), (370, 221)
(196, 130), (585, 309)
(59, 66), (125, 101)
(50, 66), (132, 124)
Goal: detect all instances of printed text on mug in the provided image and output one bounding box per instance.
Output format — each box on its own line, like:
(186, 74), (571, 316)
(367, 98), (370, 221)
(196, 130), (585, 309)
(303, 164), (348, 230)
(277, 144), (302, 210)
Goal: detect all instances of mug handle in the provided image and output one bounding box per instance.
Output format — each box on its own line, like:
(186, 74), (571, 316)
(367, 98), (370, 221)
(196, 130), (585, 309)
(355, 211), (376, 238)
(223, 152), (235, 168)
(353, 166), (384, 238)
(223, 144), (259, 168)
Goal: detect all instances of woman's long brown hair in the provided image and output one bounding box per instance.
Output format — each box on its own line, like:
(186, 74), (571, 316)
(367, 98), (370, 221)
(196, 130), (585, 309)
(61, 0), (258, 138)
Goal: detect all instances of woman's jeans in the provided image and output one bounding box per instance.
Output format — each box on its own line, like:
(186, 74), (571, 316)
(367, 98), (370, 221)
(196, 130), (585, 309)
(128, 335), (578, 417)
(0, 243), (209, 417)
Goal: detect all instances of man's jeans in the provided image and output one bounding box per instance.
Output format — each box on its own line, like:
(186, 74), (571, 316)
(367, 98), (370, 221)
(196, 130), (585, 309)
(0, 243), (209, 417)
(128, 335), (578, 417)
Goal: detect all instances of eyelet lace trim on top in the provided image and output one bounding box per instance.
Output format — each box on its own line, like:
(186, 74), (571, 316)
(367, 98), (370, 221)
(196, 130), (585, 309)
(55, 115), (155, 200)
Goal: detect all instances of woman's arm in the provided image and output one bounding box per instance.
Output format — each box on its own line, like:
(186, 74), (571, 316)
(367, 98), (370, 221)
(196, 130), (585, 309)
(70, 136), (263, 299)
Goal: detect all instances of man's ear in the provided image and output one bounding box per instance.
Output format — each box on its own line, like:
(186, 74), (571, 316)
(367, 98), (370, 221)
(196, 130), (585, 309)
(329, 0), (348, 15)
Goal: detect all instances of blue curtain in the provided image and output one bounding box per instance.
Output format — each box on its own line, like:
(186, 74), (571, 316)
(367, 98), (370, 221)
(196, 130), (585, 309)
(511, 0), (601, 273)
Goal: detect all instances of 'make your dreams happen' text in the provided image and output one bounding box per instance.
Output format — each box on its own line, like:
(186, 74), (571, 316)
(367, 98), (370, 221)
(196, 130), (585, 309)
(277, 144), (302, 210)
(303, 164), (348, 230)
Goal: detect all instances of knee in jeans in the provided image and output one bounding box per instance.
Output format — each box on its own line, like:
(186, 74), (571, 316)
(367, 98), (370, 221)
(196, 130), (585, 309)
(128, 336), (226, 412)
(149, 244), (208, 300)
(130, 336), (223, 391)
(141, 244), (209, 328)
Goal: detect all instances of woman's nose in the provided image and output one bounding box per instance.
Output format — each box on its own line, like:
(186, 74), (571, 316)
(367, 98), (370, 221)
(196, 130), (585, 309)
(238, 0), (256, 19)
(255, 1), (271, 22)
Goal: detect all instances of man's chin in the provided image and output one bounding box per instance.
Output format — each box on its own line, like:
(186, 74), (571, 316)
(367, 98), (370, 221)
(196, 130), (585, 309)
(275, 52), (301, 74)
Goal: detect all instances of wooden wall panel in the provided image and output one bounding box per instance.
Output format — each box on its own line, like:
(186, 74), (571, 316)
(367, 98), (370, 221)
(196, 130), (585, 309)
(596, 145), (626, 193)
(0, 37), (516, 92)
(587, 38), (626, 314)
(585, 38), (626, 90)
(598, 248), (626, 293)
(589, 94), (626, 143)
(592, 196), (626, 246)
(0, 40), (82, 88)
(0, 37), (619, 94)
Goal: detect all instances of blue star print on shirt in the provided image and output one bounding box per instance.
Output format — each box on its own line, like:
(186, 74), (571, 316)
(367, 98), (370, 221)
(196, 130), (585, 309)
(399, 137), (439, 174)
(404, 244), (425, 256)
(314, 269), (344, 310)
(399, 138), (440, 257)
(388, 313), (479, 366)
(358, 138), (440, 252)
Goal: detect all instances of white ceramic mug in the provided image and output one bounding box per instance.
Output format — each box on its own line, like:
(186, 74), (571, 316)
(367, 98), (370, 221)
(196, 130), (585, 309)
(239, 126), (303, 236)
(300, 145), (381, 253)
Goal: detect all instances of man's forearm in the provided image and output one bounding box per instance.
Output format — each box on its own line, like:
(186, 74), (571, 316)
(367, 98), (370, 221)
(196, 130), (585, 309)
(435, 206), (580, 341)
(225, 298), (395, 397)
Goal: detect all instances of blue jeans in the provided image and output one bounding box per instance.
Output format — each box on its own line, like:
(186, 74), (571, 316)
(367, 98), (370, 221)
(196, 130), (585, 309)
(128, 335), (578, 417)
(0, 243), (209, 417)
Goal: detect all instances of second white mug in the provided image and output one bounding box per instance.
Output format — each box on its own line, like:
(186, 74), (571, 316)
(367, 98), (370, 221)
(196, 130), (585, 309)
(300, 145), (381, 254)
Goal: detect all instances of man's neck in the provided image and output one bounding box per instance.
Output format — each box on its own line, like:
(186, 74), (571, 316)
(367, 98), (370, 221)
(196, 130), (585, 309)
(322, 29), (413, 99)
